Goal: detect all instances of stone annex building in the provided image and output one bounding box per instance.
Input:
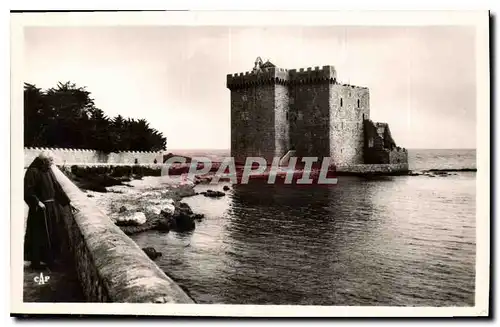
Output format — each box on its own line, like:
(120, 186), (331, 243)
(226, 57), (408, 168)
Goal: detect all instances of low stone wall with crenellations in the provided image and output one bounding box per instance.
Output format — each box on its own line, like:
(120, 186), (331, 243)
(24, 147), (164, 168)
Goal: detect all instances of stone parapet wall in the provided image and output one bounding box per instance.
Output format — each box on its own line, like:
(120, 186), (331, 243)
(50, 165), (194, 303)
(24, 147), (164, 168)
(329, 85), (370, 165)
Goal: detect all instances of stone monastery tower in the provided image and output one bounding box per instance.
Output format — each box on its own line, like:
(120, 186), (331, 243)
(226, 57), (407, 167)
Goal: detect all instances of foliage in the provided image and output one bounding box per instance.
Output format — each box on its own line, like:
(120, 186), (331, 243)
(24, 82), (167, 152)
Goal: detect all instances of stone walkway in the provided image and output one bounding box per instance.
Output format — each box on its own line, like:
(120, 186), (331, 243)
(23, 261), (86, 303)
(23, 204), (85, 302)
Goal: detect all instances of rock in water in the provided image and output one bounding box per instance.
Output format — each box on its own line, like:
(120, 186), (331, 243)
(132, 212), (147, 225)
(115, 212), (147, 226)
(157, 201), (196, 232)
(148, 198), (175, 216)
(173, 202), (196, 231)
(192, 213), (205, 221)
(142, 247), (162, 260)
(148, 206), (162, 215)
(156, 219), (171, 232)
(204, 190), (226, 198)
(162, 202), (176, 215)
(196, 175), (213, 184)
(173, 214), (195, 231)
(175, 184), (196, 198)
(177, 202), (193, 215)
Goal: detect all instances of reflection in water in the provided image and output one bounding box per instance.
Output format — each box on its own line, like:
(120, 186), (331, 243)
(131, 173), (476, 306)
(220, 178), (387, 305)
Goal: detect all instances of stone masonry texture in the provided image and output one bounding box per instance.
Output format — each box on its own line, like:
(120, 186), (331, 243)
(227, 61), (408, 167)
(24, 148), (164, 168)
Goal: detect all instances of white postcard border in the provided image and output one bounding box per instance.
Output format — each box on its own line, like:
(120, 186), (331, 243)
(10, 10), (490, 317)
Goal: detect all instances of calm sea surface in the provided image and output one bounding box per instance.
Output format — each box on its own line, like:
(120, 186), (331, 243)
(131, 149), (476, 306)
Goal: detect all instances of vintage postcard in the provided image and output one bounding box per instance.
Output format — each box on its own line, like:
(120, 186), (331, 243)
(10, 10), (490, 317)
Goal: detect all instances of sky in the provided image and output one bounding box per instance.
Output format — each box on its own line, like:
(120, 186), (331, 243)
(23, 25), (476, 149)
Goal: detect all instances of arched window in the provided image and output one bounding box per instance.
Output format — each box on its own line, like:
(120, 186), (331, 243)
(340, 98), (343, 107)
(357, 99), (360, 108)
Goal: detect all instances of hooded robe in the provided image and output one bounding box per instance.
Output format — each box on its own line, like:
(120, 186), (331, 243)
(23, 157), (70, 265)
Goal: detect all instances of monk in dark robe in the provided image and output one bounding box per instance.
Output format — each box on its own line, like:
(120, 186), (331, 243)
(24, 152), (71, 269)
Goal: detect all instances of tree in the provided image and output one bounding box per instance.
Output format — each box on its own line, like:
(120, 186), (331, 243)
(23, 81), (167, 152)
(24, 83), (49, 147)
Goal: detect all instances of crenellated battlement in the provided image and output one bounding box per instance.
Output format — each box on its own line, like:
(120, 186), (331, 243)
(24, 147), (165, 167)
(335, 83), (369, 90)
(288, 65), (337, 84)
(24, 147), (162, 154)
(227, 67), (290, 89)
(227, 65), (340, 89)
(228, 57), (408, 168)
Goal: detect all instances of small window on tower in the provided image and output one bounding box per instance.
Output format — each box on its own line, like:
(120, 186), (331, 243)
(368, 138), (374, 148)
(340, 98), (343, 107)
(241, 112), (249, 121)
(357, 99), (360, 108)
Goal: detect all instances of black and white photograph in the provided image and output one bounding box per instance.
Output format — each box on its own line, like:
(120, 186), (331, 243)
(9, 10), (490, 317)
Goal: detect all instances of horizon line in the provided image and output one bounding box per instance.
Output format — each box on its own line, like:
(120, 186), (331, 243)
(166, 147), (477, 151)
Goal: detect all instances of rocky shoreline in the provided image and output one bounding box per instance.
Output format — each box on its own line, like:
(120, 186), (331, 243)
(407, 168), (477, 177)
(59, 163), (475, 237)
(59, 164), (228, 237)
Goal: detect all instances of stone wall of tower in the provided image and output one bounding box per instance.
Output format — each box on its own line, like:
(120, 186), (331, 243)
(289, 83), (330, 159)
(329, 85), (370, 165)
(227, 63), (396, 167)
(364, 119), (408, 164)
(288, 66), (337, 160)
(227, 68), (290, 164)
(274, 84), (290, 161)
(229, 85), (275, 164)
